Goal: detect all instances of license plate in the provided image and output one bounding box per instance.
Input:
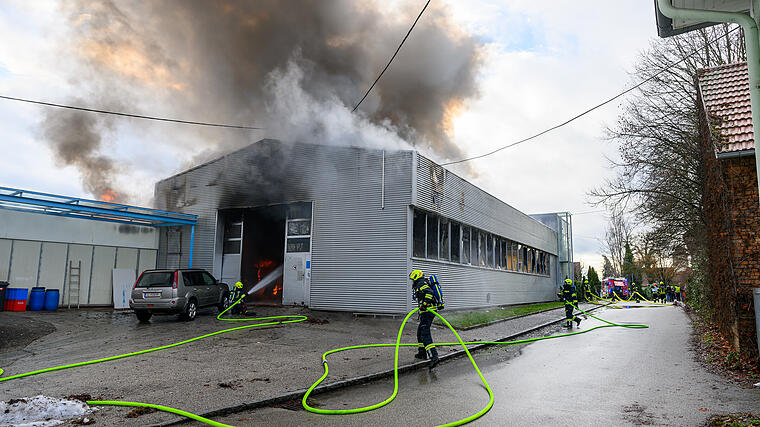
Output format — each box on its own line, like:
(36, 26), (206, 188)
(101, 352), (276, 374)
(144, 293), (161, 298)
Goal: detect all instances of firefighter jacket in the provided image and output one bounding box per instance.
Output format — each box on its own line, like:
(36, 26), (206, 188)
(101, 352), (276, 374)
(230, 288), (246, 305)
(558, 284), (578, 306)
(413, 278), (437, 312)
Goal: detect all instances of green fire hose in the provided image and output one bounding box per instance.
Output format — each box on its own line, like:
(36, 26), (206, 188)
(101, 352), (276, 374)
(0, 297), (651, 426)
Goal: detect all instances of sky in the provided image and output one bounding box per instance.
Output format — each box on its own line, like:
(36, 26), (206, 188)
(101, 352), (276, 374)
(0, 1), (660, 273)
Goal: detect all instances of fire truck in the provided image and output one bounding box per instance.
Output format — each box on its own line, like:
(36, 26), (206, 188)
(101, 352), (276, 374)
(602, 277), (629, 298)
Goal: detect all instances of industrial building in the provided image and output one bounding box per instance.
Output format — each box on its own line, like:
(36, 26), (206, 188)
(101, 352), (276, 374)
(154, 139), (573, 313)
(0, 187), (196, 307)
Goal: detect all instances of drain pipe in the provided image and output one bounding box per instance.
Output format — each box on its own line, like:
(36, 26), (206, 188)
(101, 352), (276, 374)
(657, 0), (760, 207)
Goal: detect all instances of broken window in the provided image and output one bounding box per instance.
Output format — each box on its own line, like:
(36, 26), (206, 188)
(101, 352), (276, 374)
(427, 213), (439, 259)
(462, 226), (471, 264)
(287, 220), (311, 236)
(439, 218), (450, 261)
(413, 210), (426, 258)
(451, 222), (460, 263)
(286, 237), (310, 253)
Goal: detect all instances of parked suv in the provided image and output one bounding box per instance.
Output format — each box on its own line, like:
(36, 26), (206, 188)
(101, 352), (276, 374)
(130, 269), (230, 322)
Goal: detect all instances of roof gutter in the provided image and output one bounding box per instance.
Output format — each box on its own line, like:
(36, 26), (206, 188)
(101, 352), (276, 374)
(717, 148), (756, 159)
(657, 0), (760, 206)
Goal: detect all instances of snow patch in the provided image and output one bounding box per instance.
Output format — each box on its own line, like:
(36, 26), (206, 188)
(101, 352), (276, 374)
(0, 395), (94, 427)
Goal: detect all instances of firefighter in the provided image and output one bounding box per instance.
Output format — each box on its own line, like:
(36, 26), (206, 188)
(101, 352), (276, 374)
(558, 278), (582, 328)
(582, 278), (590, 301)
(410, 269), (440, 368)
(675, 284), (681, 301)
(659, 282), (666, 303)
(229, 281), (247, 315)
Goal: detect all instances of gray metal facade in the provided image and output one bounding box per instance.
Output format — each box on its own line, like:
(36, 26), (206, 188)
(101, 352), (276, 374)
(410, 154), (559, 311)
(155, 140), (567, 313)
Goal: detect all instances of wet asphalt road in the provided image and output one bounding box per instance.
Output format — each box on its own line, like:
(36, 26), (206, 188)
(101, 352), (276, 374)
(205, 305), (760, 426)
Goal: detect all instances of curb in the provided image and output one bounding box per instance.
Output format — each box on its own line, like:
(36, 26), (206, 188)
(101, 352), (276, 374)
(153, 304), (603, 426)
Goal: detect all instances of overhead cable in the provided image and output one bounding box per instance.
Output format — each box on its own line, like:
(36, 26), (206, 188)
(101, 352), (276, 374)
(441, 26), (741, 166)
(352, 0), (431, 112)
(0, 95), (263, 130)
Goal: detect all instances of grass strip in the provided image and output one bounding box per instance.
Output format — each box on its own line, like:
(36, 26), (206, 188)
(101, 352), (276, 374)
(433, 301), (564, 329)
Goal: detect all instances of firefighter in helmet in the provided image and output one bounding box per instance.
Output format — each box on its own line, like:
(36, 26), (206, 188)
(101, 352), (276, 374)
(558, 278), (582, 328)
(410, 269), (439, 368)
(229, 281), (247, 315)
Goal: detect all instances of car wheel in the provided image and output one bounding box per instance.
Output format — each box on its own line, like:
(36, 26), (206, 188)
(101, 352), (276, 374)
(135, 310), (152, 323)
(181, 300), (197, 321)
(218, 293), (230, 313)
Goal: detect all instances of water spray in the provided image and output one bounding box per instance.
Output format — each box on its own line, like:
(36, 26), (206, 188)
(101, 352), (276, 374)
(246, 266), (283, 295)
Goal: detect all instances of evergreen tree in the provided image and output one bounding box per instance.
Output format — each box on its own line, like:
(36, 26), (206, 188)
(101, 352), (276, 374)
(587, 266), (601, 295)
(602, 255), (614, 278)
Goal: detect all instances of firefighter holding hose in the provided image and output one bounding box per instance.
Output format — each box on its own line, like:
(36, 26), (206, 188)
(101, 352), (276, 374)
(410, 269), (440, 369)
(558, 278), (582, 328)
(229, 281), (248, 315)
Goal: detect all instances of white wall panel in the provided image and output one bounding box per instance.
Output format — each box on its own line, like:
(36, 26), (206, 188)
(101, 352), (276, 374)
(66, 244), (93, 307)
(38, 242), (67, 291)
(0, 239), (11, 281)
(89, 246), (116, 305)
(138, 249), (157, 275)
(9, 240), (41, 290)
(116, 247), (139, 273)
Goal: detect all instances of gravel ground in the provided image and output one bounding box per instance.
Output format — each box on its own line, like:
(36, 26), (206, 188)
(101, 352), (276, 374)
(0, 303), (595, 426)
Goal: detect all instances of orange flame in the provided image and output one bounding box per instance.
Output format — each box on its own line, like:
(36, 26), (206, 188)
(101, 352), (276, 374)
(100, 189), (118, 203)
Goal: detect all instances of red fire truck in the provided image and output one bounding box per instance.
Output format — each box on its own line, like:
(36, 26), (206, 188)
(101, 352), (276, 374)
(602, 277), (629, 298)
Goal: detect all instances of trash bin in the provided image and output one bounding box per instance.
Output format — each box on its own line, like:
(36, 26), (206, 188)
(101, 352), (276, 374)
(0, 281), (7, 312)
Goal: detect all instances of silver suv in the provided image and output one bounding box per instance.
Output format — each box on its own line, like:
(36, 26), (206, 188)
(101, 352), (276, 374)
(130, 269), (230, 322)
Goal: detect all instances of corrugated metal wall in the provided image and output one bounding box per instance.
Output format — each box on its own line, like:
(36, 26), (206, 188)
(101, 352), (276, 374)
(154, 140), (413, 313)
(410, 153), (559, 311)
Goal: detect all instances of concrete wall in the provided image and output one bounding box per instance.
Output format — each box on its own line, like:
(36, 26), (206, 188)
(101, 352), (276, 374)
(0, 210), (158, 307)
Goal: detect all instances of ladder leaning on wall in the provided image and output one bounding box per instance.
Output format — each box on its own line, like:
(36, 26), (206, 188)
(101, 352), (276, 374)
(67, 260), (81, 309)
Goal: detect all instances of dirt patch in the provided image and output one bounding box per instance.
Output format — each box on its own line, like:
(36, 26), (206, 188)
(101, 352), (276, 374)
(270, 399), (303, 411)
(685, 306), (760, 388)
(65, 393), (93, 402)
(707, 413), (760, 426)
(126, 406), (158, 418)
(622, 403), (657, 425)
(0, 315), (56, 353)
(306, 318), (329, 325)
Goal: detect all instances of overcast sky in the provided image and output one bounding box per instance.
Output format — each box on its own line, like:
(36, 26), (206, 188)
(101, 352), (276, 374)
(0, 1), (659, 273)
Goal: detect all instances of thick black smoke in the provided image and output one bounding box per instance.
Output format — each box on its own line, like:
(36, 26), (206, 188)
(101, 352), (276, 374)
(49, 0), (482, 199)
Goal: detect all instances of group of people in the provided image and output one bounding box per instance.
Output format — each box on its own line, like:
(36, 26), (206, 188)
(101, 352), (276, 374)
(650, 282), (681, 303)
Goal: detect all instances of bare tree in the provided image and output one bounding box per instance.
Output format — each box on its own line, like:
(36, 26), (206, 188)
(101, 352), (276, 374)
(604, 210), (631, 276)
(590, 24), (745, 251)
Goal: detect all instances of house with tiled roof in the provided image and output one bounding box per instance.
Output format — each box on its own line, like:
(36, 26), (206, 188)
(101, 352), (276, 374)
(696, 62), (759, 357)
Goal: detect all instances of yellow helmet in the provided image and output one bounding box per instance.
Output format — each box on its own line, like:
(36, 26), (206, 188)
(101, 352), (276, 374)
(235, 281), (244, 289)
(409, 269), (424, 281)
(659, 281), (664, 285)
(564, 278), (572, 285)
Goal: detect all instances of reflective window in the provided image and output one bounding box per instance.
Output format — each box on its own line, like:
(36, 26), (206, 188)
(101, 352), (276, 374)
(413, 210), (426, 258)
(462, 226), (471, 265)
(439, 218), (450, 261)
(451, 223), (461, 263)
(427, 214), (439, 259)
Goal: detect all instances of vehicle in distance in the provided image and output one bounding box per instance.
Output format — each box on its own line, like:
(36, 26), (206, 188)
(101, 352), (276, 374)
(130, 269), (230, 322)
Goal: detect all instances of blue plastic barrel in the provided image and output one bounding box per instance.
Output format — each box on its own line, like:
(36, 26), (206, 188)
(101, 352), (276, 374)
(44, 289), (59, 311)
(29, 287), (45, 311)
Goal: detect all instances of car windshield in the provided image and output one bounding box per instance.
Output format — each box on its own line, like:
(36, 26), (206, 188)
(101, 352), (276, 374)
(136, 272), (173, 288)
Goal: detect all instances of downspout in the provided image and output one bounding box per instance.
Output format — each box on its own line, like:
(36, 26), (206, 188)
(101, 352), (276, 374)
(657, 0), (760, 207)
(188, 225), (195, 268)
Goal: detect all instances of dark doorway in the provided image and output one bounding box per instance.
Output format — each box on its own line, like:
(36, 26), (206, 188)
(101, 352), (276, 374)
(240, 205), (285, 305)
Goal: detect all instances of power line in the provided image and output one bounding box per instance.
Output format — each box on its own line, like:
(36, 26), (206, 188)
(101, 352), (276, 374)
(0, 94), (263, 130)
(441, 26), (741, 166)
(352, 0), (431, 112)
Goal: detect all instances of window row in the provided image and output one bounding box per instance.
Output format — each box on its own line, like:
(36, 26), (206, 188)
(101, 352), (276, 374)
(412, 209), (551, 276)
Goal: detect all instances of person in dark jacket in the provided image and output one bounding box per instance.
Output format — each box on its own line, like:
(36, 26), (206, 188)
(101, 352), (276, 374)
(229, 281), (247, 315)
(410, 269), (439, 368)
(558, 278), (582, 328)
